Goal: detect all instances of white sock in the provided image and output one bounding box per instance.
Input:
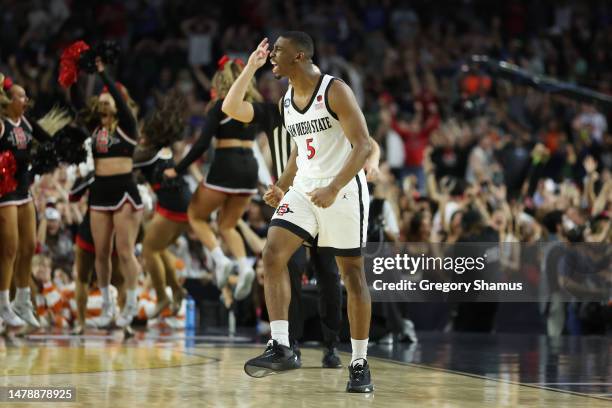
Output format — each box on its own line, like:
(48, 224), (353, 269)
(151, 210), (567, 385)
(126, 289), (137, 306)
(270, 320), (290, 347)
(351, 338), (368, 365)
(100, 286), (111, 304)
(237, 257), (250, 276)
(211, 247), (228, 265)
(0, 290), (9, 307)
(16, 287), (31, 304)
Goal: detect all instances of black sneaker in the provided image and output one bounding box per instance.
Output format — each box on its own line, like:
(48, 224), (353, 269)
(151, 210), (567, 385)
(322, 346), (342, 368)
(244, 340), (301, 378)
(291, 340), (302, 368)
(346, 359), (374, 393)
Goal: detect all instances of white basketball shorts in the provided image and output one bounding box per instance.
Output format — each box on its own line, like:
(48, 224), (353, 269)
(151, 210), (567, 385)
(269, 171), (369, 256)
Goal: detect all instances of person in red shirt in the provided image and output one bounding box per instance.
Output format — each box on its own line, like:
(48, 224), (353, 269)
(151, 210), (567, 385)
(392, 101), (440, 192)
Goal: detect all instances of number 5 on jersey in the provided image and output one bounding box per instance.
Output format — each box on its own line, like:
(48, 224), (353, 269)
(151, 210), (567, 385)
(306, 138), (315, 159)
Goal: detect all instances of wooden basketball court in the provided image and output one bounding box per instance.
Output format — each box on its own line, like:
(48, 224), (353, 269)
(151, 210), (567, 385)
(0, 331), (609, 407)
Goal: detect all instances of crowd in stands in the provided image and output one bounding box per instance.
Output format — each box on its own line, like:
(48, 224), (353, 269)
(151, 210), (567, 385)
(0, 0), (609, 336)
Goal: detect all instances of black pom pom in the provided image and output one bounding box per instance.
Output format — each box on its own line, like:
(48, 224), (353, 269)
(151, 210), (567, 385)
(58, 126), (89, 144)
(78, 49), (97, 74)
(96, 41), (120, 65)
(54, 127), (88, 165)
(31, 142), (60, 175)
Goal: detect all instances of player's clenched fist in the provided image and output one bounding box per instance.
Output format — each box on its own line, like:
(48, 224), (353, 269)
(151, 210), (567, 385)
(307, 185), (339, 208)
(263, 184), (284, 208)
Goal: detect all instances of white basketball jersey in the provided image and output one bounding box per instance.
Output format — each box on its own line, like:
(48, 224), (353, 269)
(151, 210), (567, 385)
(282, 74), (352, 179)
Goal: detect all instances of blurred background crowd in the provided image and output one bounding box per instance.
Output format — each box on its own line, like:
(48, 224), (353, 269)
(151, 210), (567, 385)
(0, 0), (610, 339)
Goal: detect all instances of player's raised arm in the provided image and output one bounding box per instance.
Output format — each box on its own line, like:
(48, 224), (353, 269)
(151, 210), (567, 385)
(221, 38), (270, 123)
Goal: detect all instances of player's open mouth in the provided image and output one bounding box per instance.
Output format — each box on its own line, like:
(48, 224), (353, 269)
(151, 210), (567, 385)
(271, 60), (279, 73)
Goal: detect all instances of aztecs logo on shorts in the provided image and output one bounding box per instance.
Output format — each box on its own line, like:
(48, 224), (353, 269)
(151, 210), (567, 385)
(276, 203), (294, 216)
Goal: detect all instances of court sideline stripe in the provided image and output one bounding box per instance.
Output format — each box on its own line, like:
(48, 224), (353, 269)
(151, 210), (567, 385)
(526, 382), (612, 385)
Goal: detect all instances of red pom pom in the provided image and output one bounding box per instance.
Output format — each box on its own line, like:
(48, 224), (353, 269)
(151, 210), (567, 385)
(0, 150), (18, 198)
(58, 41), (91, 88)
(58, 62), (78, 88)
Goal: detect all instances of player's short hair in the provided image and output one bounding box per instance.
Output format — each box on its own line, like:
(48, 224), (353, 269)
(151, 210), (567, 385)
(280, 31), (314, 59)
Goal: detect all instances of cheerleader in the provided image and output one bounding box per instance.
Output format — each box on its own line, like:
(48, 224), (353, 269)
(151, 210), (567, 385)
(67, 173), (125, 334)
(69, 58), (142, 328)
(0, 73), (57, 328)
(134, 92), (190, 317)
(164, 57), (259, 300)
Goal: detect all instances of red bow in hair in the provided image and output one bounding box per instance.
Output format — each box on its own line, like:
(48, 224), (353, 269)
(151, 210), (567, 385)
(217, 55), (231, 71)
(2, 76), (13, 91)
(218, 55), (245, 71)
(58, 40), (91, 88)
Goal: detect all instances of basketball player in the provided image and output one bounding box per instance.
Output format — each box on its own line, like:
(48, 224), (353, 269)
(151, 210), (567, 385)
(224, 60), (380, 370)
(231, 34), (374, 393)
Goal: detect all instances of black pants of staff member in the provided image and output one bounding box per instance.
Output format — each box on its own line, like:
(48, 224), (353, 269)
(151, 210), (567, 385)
(288, 245), (342, 347)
